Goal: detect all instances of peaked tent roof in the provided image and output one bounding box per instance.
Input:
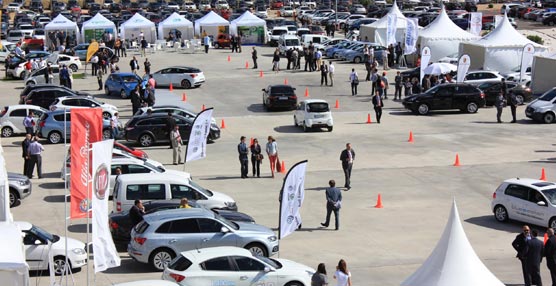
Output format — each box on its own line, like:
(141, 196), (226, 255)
(467, 13), (545, 48)
(368, 1), (407, 28)
(401, 200), (505, 286)
(159, 12), (193, 29)
(419, 6), (479, 41)
(231, 11), (266, 26)
(121, 12), (155, 29)
(44, 14), (78, 30)
(194, 11), (229, 35)
(82, 12), (115, 29)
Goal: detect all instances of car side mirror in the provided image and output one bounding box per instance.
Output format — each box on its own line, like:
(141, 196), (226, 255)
(34, 239), (42, 245)
(220, 226), (230, 233)
(264, 266), (272, 273)
(538, 201), (547, 206)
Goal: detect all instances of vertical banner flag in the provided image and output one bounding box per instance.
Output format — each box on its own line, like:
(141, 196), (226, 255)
(494, 15), (503, 29)
(92, 139), (121, 272)
(70, 109), (102, 219)
(520, 43), (535, 83)
(86, 40), (99, 63)
(420, 46), (431, 86)
(457, 54), (471, 83)
(387, 13), (398, 46)
(185, 108), (214, 163)
(404, 18), (418, 55)
(469, 12), (482, 36)
(279, 160), (307, 239)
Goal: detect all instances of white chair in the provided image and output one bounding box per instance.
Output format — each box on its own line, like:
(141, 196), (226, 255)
(129, 41), (139, 52)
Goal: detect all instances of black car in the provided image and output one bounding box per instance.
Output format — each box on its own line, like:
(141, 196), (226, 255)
(262, 85), (298, 111)
(109, 3), (123, 13)
(402, 83), (486, 115)
(124, 113), (221, 147)
(478, 82), (533, 106)
(543, 13), (556, 25)
(29, 1), (43, 12)
(22, 88), (79, 109)
(147, 1), (162, 12)
(108, 200), (255, 246)
(88, 3), (101, 15)
(400, 67), (420, 83)
(19, 84), (90, 104)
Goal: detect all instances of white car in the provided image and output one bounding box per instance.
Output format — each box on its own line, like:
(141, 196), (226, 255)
(492, 178), (556, 228)
(7, 30), (24, 43)
(345, 14), (366, 27)
(302, 0), (316, 8)
(501, 66), (532, 85)
(280, 5), (294, 17)
(114, 281), (179, 286)
(182, 1), (197, 11)
(313, 38), (346, 51)
(18, 24), (35, 37)
(49, 95), (118, 119)
(199, 0), (211, 11)
(463, 71), (505, 86)
(294, 99), (333, 132)
(14, 221), (87, 275)
(0, 40), (17, 62)
(50, 53), (82, 72)
(254, 6), (268, 18)
(162, 247), (315, 285)
(7, 2), (22, 12)
(0, 105), (47, 137)
(216, 0), (229, 9)
(32, 29), (46, 40)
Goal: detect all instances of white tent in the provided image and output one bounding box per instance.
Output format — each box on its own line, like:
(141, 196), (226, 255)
(81, 13), (117, 43)
(230, 11), (267, 45)
(459, 14), (547, 73)
(401, 200), (505, 286)
(44, 14), (81, 48)
(418, 7), (480, 62)
(120, 13), (156, 43)
(157, 12), (194, 41)
(194, 11), (230, 38)
(0, 222), (29, 286)
(531, 52), (556, 95)
(359, 2), (407, 47)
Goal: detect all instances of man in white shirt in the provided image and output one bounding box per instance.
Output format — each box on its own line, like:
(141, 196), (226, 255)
(328, 61), (335, 87)
(90, 54), (99, 76)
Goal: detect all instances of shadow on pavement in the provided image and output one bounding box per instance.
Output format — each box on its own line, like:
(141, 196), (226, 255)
(464, 215), (529, 233)
(39, 182), (65, 190)
(68, 223), (89, 233)
(102, 258), (160, 274)
(273, 125), (304, 133)
(43, 194), (69, 203)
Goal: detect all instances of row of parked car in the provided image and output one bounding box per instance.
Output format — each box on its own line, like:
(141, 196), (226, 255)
(505, 3), (556, 25)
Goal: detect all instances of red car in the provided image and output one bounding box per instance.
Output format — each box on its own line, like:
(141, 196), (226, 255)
(113, 141), (148, 159)
(272, 0), (283, 9)
(214, 34), (231, 49)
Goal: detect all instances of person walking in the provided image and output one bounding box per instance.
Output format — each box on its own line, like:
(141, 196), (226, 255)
(129, 199), (145, 226)
(526, 230), (544, 286)
(130, 85), (142, 115)
(404, 77), (412, 97)
(320, 62), (328, 86)
(349, 69), (358, 96)
(495, 92), (506, 123)
(333, 259), (352, 286)
(311, 263), (329, 286)
(252, 47), (258, 69)
(508, 90), (518, 123)
(23, 111), (35, 135)
(238, 136), (249, 178)
(375, 74), (384, 99)
(26, 136), (44, 179)
(372, 90), (384, 124)
(170, 125), (183, 165)
(203, 34), (210, 53)
(545, 228), (556, 286)
(144, 58), (151, 75)
(272, 50), (280, 73)
(328, 61), (335, 87)
(513, 225), (533, 286)
(266, 136), (278, 178)
(394, 71), (402, 100)
(97, 68), (104, 91)
(381, 72), (389, 99)
(166, 112), (176, 149)
(90, 53), (99, 76)
(339, 143), (355, 190)
(320, 180), (342, 230)
(22, 134), (31, 177)
(250, 138), (262, 178)
(130, 56), (139, 74)
(140, 37), (148, 57)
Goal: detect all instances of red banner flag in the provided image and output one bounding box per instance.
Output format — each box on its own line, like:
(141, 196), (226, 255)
(70, 109), (102, 219)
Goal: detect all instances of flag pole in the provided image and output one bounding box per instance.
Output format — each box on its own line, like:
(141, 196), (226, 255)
(86, 127), (91, 286)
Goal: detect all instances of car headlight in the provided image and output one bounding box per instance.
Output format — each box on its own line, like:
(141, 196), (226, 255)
(72, 248), (86, 255)
(17, 180), (28, 186)
(225, 202), (236, 208)
(210, 123), (219, 131)
(267, 235), (277, 242)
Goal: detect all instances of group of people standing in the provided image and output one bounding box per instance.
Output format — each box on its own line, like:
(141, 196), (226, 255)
(237, 136), (279, 179)
(311, 260), (352, 286)
(495, 78), (519, 123)
(513, 225), (556, 286)
(21, 113), (44, 180)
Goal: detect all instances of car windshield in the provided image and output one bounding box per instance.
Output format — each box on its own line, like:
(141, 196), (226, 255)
(538, 89), (556, 101)
(307, 102), (329, 112)
(257, 256), (282, 269)
(121, 75), (140, 83)
(214, 212), (239, 230)
(188, 179), (213, 197)
(272, 30), (287, 35)
(542, 188), (556, 204)
(285, 39), (298, 45)
(271, 86), (294, 94)
(30, 225), (56, 242)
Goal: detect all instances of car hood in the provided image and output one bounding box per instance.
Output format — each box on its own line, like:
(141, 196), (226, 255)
(236, 221), (274, 235)
(53, 236), (86, 251)
(8, 172), (29, 180)
(275, 258), (315, 274)
(404, 93), (428, 101)
(164, 169), (191, 179)
(103, 103), (118, 110)
(209, 190), (235, 204)
(528, 99), (554, 109)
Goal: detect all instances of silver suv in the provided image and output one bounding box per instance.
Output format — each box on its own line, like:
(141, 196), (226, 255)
(128, 209), (279, 271)
(8, 172), (32, 207)
(526, 88), (556, 124)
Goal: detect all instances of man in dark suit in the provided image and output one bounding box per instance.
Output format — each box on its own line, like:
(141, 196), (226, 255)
(321, 180), (342, 230)
(513, 225), (532, 286)
(129, 199), (145, 227)
(238, 136), (249, 179)
(527, 230), (544, 286)
(545, 228), (556, 286)
(372, 90), (384, 124)
(21, 134), (31, 177)
(339, 143), (355, 190)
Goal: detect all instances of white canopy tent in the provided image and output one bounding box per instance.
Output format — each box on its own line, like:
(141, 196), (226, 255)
(531, 52), (556, 95)
(194, 11), (230, 38)
(418, 7), (480, 62)
(157, 12), (194, 41)
(0, 222), (29, 286)
(44, 14), (81, 49)
(230, 11), (267, 45)
(120, 13), (156, 43)
(359, 2), (407, 47)
(401, 200), (505, 286)
(81, 13), (117, 43)
(459, 14), (547, 73)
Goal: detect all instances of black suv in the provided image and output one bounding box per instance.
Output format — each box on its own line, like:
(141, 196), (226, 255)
(402, 83), (486, 115)
(478, 82), (532, 106)
(29, 1), (43, 12)
(543, 13), (556, 26)
(262, 84), (298, 111)
(22, 88), (78, 109)
(19, 84), (90, 104)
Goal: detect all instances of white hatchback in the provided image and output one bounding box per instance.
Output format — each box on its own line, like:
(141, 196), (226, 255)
(491, 178), (556, 228)
(294, 99), (333, 132)
(162, 247), (314, 285)
(463, 71), (505, 86)
(49, 95), (118, 120)
(0, 104), (47, 137)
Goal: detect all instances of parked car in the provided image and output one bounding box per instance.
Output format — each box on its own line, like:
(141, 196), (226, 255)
(278, 34), (302, 55)
(280, 5), (294, 16)
(294, 99), (333, 132)
(402, 83), (486, 115)
(262, 85), (298, 111)
(463, 71), (505, 86)
(109, 199), (255, 246)
(24, 65), (61, 86)
(14, 221), (87, 275)
(104, 72), (142, 98)
(114, 281), (178, 286)
(162, 247), (314, 285)
(213, 34), (231, 49)
(491, 178), (556, 228)
(0, 104), (47, 137)
(525, 87), (556, 123)
(49, 95), (118, 119)
(0, 40), (17, 62)
(36, 109), (112, 144)
(543, 12), (556, 25)
(22, 85), (78, 109)
(135, 105), (217, 126)
(477, 81), (532, 106)
(8, 172), (32, 208)
(150, 66), (206, 89)
(19, 84), (90, 104)
(128, 208), (278, 270)
(50, 53), (81, 72)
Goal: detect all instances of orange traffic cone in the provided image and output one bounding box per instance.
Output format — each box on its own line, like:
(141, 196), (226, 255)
(335, 99), (339, 109)
(284, 78), (288, 85)
(408, 131), (414, 143)
(366, 113), (372, 124)
(280, 161), (286, 173)
(304, 87), (309, 97)
(202, 104), (206, 111)
(245, 61), (249, 69)
(169, 83), (173, 91)
(250, 137), (254, 146)
(220, 119), (226, 129)
(453, 154), (461, 167)
(182, 93), (187, 102)
(540, 168), (547, 181)
(227, 55), (231, 62)
(259, 70), (264, 78)
(374, 194), (383, 208)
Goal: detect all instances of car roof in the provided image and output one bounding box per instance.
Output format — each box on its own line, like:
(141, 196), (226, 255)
(6, 104), (46, 111)
(503, 178), (556, 189)
(113, 280), (179, 286)
(112, 72), (137, 77)
(56, 95), (93, 101)
(143, 208), (213, 223)
(117, 171), (190, 183)
(13, 221), (32, 231)
(180, 246), (251, 261)
(268, 84), (293, 88)
(301, 99), (328, 104)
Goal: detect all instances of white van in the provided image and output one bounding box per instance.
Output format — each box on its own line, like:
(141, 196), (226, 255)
(278, 34), (302, 55)
(294, 99), (333, 132)
(269, 26), (289, 45)
(112, 173), (237, 213)
(301, 34), (330, 46)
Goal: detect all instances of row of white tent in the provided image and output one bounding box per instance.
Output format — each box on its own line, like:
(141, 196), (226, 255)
(43, 10), (268, 47)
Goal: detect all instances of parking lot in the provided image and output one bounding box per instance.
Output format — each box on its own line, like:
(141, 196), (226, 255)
(3, 44), (556, 285)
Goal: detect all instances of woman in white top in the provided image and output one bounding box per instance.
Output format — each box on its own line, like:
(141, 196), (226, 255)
(265, 136), (278, 178)
(334, 259), (351, 286)
(349, 69), (358, 96)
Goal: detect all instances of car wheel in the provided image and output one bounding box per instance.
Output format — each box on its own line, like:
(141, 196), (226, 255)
(26, 80), (35, 86)
(69, 64), (78, 72)
(19, 72), (26, 80)
(494, 205), (509, 222)
(246, 243), (268, 257)
(102, 112), (111, 120)
(181, 79), (192, 89)
(1, 126), (13, 137)
(105, 86), (110, 95)
(120, 89), (127, 99)
(150, 248), (175, 271)
(103, 128), (112, 140)
(294, 116), (298, 126)
(52, 256), (72, 276)
(417, 104), (429, 115)
(544, 112), (555, 124)
(466, 102), (478, 113)
(285, 282), (304, 286)
(327, 126), (333, 132)
(214, 43), (219, 49)
(48, 131), (63, 144)
(139, 133), (154, 147)
(353, 56), (361, 64)
(9, 189), (18, 208)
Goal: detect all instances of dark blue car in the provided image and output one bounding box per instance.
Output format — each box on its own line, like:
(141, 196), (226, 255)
(104, 72), (142, 99)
